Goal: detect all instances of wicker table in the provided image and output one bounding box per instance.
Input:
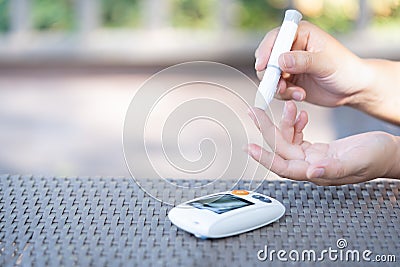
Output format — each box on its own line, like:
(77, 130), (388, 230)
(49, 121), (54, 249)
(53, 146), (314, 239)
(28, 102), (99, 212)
(0, 175), (399, 266)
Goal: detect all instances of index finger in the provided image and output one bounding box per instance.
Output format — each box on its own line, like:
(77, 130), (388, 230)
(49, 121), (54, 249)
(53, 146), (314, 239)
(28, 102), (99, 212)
(255, 27), (279, 71)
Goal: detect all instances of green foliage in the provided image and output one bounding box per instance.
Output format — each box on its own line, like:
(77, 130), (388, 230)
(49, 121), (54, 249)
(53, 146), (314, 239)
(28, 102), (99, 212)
(305, 1), (355, 34)
(236, 0), (284, 30)
(32, 0), (75, 31)
(101, 0), (140, 28)
(0, 0), (9, 32)
(171, 0), (215, 28)
(372, 3), (400, 29)
(0, 0), (398, 33)
(306, 13), (354, 34)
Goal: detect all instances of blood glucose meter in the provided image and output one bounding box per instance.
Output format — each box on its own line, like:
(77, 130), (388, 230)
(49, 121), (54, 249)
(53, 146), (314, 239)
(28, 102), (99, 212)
(168, 190), (285, 238)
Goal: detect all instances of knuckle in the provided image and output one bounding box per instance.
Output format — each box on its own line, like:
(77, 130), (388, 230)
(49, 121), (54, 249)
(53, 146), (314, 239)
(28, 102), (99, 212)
(303, 53), (313, 72)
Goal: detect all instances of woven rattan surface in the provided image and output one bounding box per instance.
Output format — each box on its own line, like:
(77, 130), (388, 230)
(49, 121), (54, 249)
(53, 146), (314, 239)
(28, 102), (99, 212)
(0, 175), (399, 266)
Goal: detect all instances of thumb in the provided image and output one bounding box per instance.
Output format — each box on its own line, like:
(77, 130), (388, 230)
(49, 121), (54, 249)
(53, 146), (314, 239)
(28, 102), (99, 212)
(279, 51), (330, 76)
(306, 158), (351, 179)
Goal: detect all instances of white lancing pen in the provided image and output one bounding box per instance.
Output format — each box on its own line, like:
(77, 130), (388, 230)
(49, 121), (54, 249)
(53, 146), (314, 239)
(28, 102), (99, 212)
(255, 10), (303, 110)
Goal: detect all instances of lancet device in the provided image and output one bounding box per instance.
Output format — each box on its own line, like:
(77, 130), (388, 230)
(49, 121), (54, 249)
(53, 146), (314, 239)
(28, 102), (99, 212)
(255, 9), (303, 109)
(168, 190), (285, 239)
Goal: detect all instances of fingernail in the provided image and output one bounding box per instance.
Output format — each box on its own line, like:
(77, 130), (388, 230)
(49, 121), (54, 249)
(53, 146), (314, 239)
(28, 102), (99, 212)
(245, 145), (257, 157)
(311, 168), (325, 178)
(254, 58), (260, 69)
(282, 54), (295, 69)
(250, 147), (260, 158)
(292, 91), (304, 101)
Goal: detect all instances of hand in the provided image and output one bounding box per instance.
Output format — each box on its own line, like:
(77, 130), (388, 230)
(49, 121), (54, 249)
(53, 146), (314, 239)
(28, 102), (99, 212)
(245, 101), (400, 186)
(255, 21), (370, 107)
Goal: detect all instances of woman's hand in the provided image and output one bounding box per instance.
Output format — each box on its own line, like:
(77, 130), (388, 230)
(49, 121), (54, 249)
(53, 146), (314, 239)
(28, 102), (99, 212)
(255, 20), (400, 124)
(245, 101), (400, 185)
(255, 21), (370, 107)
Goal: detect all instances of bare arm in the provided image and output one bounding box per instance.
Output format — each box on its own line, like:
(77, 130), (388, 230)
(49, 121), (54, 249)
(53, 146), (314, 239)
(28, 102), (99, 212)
(351, 59), (400, 124)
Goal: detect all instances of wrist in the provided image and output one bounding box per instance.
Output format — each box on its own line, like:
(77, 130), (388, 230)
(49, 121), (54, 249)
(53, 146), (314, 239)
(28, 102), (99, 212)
(346, 59), (400, 124)
(345, 58), (379, 108)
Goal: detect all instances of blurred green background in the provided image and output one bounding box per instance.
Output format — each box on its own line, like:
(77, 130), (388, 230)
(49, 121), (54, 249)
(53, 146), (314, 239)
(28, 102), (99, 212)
(1, 0), (399, 33)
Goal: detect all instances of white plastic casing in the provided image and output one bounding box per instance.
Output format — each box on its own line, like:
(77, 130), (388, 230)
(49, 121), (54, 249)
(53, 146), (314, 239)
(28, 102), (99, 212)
(168, 191), (285, 238)
(256, 10), (302, 109)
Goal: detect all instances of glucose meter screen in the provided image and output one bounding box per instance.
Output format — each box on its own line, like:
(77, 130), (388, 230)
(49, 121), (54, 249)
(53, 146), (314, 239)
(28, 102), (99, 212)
(188, 194), (254, 214)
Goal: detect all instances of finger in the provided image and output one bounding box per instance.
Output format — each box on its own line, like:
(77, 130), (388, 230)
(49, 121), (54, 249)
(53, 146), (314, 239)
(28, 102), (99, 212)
(294, 111), (308, 133)
(306, 157), (353, 180)
(245, 143), (287, 174)
(255, 27), (280, 71)
(245, 143), (309, 181)
(277, 80), (306, 102)
(278, 51), (331, 76)
(277, 77), (287, 95)
(279, 101), (297, 143)
(249, 107), (305, 159)
(256, 69), (265, 81)
(293, 110), (308, 144)
(272, 78), (287, 101)
(247, 109), (260, 131)
(256, 20), (318, 71)
(290, 21), (313, 51)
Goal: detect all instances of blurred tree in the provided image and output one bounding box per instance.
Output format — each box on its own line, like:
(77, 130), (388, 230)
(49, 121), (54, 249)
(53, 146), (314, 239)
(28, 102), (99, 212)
(171, 0), (215, 28)
(302, 0), (357, 34)
(0, 0), (9, 32)
(371, 0), (400, 28)
(236, 0), (284, 30)
(32, 0), (74, 31)
(0, 0), (399, 34)
(101, 0), (140, 28)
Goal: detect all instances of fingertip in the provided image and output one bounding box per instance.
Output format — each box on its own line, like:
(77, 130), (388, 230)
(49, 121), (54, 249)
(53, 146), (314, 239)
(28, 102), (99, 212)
(255, 57), (267, 72)
(254, 58), (260, 70)
(283, 100), (297, 116)
(248, 107), (263, 130)
(256, 70), (265, 81)
(292, 90), (305, 101)
(246, 143), (261, 159)
(277, 83), (304, 102)
(307, 167), (325, 179)
(300, 110), (309, 123)
(295, 110), (309, 132)
(300, 110), (308, 118)
(287, 99), (296, 109)
(242, 144), (253, 154)
(254, 48), (260, 59)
